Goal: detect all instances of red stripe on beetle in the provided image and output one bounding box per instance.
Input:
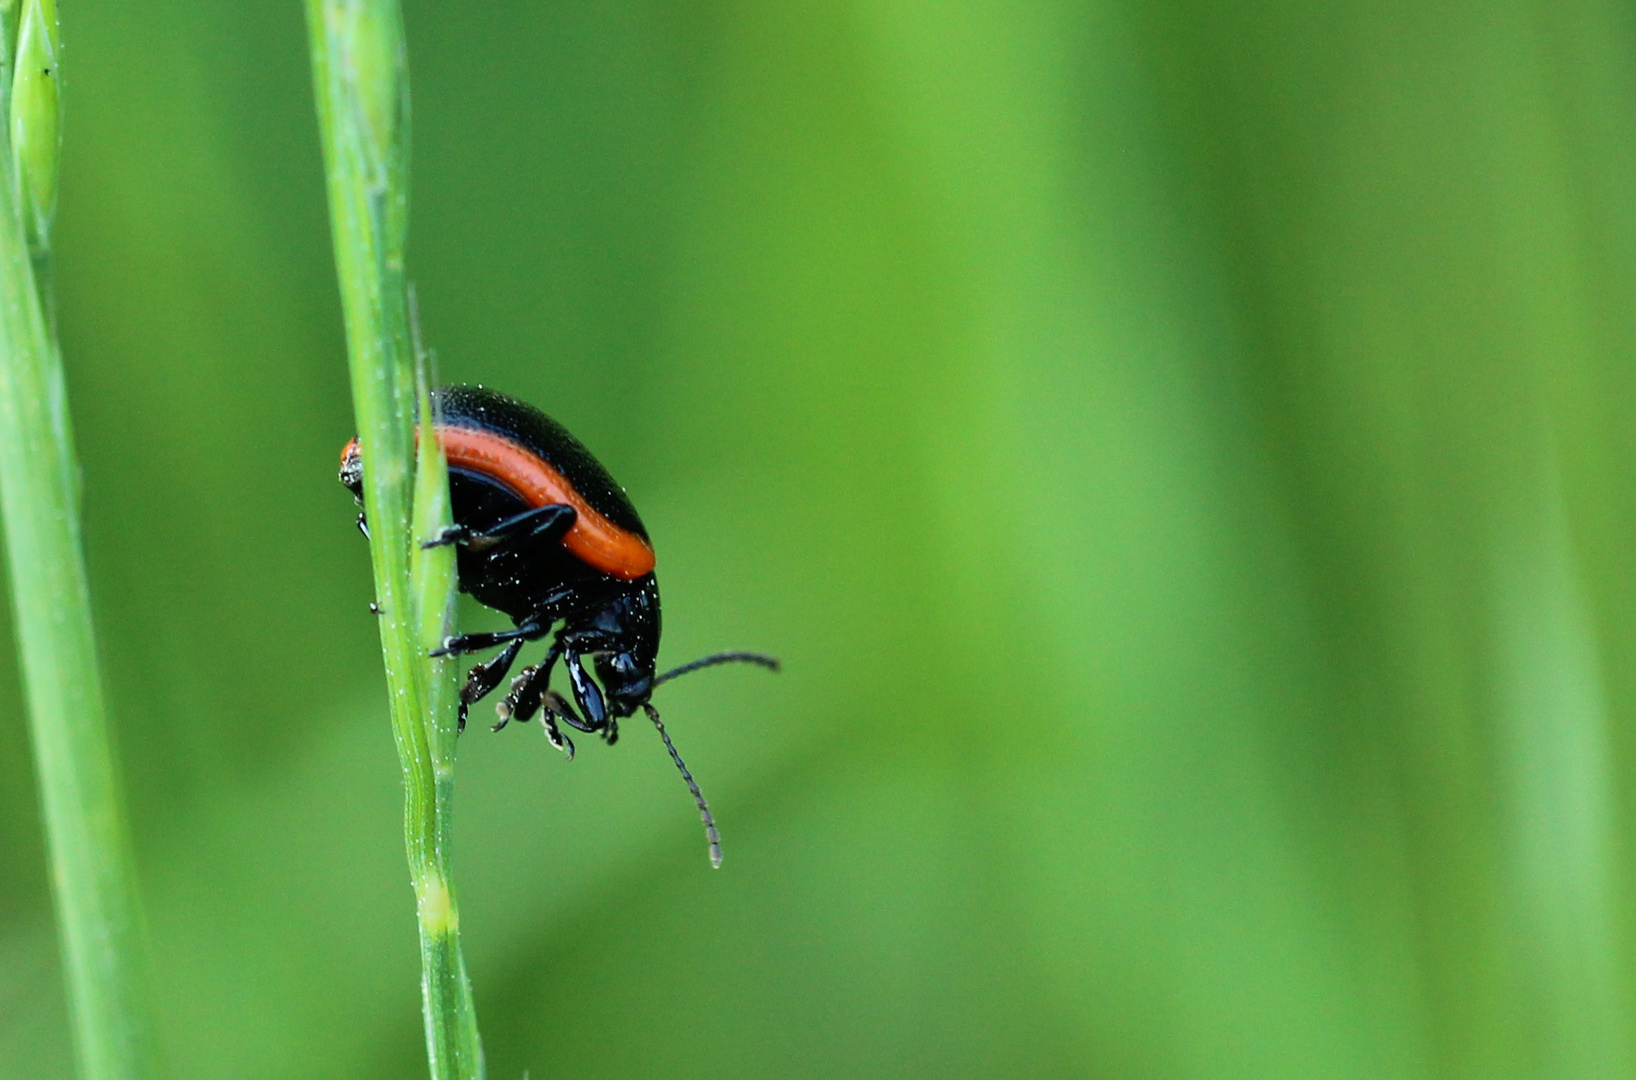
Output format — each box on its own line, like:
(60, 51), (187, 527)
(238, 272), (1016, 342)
(339, 429), (656, 580)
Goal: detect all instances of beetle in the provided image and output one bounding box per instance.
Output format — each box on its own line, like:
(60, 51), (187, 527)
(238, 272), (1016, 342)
(340, 384), (777, 866)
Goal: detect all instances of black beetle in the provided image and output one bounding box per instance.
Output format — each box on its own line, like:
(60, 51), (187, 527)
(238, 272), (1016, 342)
(341, 384), (777, 866)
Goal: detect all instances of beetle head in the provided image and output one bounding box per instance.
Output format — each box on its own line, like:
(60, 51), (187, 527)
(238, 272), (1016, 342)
(594, 650), (655, 718)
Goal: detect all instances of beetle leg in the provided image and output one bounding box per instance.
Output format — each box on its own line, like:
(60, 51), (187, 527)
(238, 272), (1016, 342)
(541, 686), (599, 735)
(431, 620), (544, 657)
(538, 700), (575, 760)
(494, 645), (561, 731)
(512, 685), (581, 757)
(456, 638), (525, 733)
(564, 652), (608, 730)
(423, 503), (576, 553)
(500, 676), (540, 728)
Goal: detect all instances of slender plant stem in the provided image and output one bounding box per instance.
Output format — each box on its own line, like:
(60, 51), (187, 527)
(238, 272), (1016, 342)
(0, 2), (160, 1078)
(304, 2), (484, 1077)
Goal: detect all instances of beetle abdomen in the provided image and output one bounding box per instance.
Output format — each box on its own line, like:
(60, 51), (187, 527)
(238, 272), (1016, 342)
(340, 386), (656, 581)
(435, 386), (646, 535)
(436, 421), (654, 580)
(434, 386), (653, 580)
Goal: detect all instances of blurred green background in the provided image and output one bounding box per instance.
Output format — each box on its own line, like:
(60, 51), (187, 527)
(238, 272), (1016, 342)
(5, 0), (1636, 1077)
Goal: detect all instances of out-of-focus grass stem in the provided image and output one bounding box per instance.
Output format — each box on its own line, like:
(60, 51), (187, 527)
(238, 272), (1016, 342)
(0, 2), (160, 1078)
(304, 2), (485, 1077)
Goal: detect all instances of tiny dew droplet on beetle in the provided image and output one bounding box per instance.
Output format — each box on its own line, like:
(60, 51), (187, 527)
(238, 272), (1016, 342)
(341, 385), (778, 868)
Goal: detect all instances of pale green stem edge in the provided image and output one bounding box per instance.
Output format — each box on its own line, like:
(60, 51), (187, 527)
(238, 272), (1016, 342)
(0, 1), (161, 1077)
(303, 2), (483, 1078)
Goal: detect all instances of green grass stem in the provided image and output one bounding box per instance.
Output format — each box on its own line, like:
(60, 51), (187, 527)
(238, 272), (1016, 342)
(0, 4), (160, 1079)
(303, 2), (484, 1077)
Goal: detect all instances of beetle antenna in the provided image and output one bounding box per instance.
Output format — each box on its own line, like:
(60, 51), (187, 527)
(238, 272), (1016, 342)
(655, 651), (781, 687)
(643, 702), (722, 868)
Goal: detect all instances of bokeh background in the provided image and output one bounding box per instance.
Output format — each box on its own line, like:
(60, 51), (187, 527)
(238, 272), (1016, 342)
(5, 0), (1636, 1077)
